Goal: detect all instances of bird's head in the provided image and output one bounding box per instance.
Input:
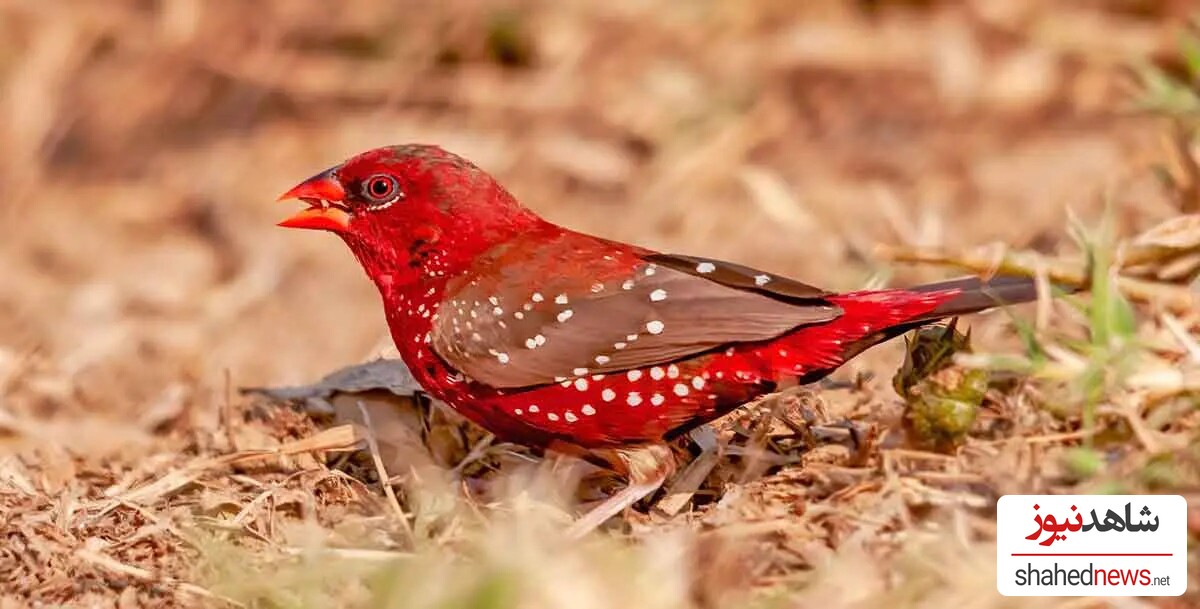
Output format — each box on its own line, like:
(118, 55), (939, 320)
(278, 144), (543, 288)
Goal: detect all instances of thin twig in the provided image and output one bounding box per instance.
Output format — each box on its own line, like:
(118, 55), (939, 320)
(356, 401), (416, 545)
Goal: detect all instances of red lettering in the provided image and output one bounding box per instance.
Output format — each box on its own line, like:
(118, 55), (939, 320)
(1139, 570), (1150, 586)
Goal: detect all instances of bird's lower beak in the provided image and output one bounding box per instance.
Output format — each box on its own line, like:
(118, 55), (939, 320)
(277, 168), (352, 232)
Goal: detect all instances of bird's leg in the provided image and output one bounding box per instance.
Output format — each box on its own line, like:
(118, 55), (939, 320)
(564, 443), (675, 539)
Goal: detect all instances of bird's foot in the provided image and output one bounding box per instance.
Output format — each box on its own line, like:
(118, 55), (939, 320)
(565, 444), (675, 539)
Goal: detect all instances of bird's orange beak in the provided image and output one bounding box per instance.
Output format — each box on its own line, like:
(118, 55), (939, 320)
(277, 168), (352, 232)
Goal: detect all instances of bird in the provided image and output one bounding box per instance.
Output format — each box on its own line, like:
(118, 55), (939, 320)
(277, 144), (1045, 536)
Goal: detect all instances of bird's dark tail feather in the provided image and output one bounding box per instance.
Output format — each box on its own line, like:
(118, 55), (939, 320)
(907, 274), (1062, 324)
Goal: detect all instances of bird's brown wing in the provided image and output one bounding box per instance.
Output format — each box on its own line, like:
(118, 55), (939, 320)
(430, 231), (842, 389)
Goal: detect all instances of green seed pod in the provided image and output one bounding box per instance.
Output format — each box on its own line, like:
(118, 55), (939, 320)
(893, 320), (988, 451)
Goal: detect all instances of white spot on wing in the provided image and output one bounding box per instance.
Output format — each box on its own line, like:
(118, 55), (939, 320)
(696, 262), (716, 273)
(646, 320), (665, 335)
(557, 309), (574, 322)
(754, 274), (771, 286)
(649, 288), (667, 302)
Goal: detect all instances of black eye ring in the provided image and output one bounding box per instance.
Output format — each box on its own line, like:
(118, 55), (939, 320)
(362, 175), (402, 207)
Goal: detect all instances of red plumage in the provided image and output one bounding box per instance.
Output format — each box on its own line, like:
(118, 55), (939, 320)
(278, 144), (1040, 532)
(278, 144), (1038, 450)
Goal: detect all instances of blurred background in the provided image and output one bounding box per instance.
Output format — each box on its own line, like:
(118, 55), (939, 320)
(2, 0), (1199, 606)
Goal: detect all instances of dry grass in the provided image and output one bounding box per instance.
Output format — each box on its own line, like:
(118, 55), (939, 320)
(1, 0), (1199, 607)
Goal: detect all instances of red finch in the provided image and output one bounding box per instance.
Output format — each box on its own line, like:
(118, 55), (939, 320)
(278, 145), (1043, 535)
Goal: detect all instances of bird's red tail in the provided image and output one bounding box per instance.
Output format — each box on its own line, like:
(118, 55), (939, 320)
(772, 274), (1044, 381)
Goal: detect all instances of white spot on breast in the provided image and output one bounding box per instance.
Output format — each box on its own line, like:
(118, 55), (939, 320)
(528, 404), (540, 413)
(488, 296), (499, 305)
(532, 292), (544, 302)
(535, 334), (546, 346)
(591, 374), (605, 381)
(650, 393), (665, 406)
(547, 413), (559, 421)
(573, 367), (589, 376)
(667, 364), (679, 378)
(649, 289), (668, 302)
(514, 311), (525, 319)
(471, 332), (483, 342)
(754, 274), (771, 286)
(601, 389), (616, 401)
(646, 320), (665, 335)
(622, 280), (635, 290)
(673, 383), (689, 396)
(650, 367), (665, 380)
(590, 283), (604, 293)
(627, 392), (642, 406)
(525, 338), (538, 349)
(582, 404), (596, 415)
(574, 378), (588, 391)
(627, 370), (642, 381)
(778, 349), (788, 357)
(523, 303), (533, 311)
(493, 306), (503, 315)
(514, 408), (523, 415)
(691, 376), (705, 390)
(564, 412), (578, 422)
(555, 294), (569, 304)
(557, 309), (574, 322)
(595, 355), (610, 365)
(696, 262), (716, 273)
(496, 352), (510, 364)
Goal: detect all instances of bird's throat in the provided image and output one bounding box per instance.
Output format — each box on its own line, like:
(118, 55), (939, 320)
(379, 280), (463, 399)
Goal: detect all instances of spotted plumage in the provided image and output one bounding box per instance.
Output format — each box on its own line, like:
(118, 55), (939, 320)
(278, 144), (1043, 451)
(277, 145), (1048, 536)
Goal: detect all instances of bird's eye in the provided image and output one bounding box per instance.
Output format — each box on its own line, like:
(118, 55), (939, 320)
(362, 175), (402, 207)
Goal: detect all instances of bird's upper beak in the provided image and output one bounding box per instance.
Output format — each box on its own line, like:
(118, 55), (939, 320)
(276, 167), (352, 232)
